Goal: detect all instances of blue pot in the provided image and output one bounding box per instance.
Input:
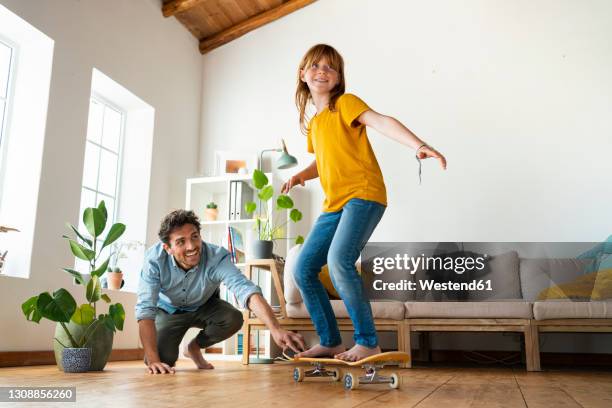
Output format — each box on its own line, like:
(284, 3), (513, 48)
(54, 320), (114, 371)
(62, 348), (91, 373)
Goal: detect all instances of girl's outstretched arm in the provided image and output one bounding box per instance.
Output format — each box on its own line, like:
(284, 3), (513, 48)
(358, 110), (447, 169)
(281, 159), (318, 193)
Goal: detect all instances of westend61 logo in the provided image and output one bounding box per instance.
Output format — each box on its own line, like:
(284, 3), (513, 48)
(360, 243), (498, 300)
(369, 253), (492, 292)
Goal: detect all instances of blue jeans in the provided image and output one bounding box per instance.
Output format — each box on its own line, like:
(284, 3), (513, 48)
(294, 198), (386, 348)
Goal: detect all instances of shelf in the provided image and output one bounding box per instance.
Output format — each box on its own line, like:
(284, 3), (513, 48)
(201, 219), (257, 226)
(187, 173), (271, 185)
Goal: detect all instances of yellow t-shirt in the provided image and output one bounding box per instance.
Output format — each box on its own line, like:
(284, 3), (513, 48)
(307, 93), (387, 212)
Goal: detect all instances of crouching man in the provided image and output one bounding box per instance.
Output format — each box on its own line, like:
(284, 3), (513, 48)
(136, 209), (304, 374)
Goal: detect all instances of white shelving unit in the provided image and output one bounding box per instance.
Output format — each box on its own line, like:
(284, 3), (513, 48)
(184, 172), (288, 359)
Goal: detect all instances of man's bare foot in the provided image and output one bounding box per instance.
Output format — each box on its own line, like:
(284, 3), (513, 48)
(335, 344), (381, 362)
(296, 344), (345, 358)
(183, 339), (214, 369)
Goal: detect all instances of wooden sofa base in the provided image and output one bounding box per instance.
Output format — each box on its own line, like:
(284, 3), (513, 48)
(406, 318), (540, 371)
(241, 316), (612, 372)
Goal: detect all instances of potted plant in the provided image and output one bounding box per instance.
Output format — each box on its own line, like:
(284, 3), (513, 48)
(105, 240), (144, 290)
(205, 201), (219, 221)
(106, 266), (124, 290)
(21, 200), (127, 372)
(245, 169), (304, 259)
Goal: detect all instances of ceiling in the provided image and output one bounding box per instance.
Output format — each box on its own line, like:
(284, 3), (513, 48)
(162, 0), (318, 54)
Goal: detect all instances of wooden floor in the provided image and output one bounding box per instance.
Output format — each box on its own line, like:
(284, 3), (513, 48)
(1, 360), (611, 407)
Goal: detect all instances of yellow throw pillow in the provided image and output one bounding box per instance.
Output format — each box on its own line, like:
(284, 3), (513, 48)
(537, 268), (612, 300)
(318, 262), (362, 300)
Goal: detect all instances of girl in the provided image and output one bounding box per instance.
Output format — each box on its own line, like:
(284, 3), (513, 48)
(282, 44), (447, 362)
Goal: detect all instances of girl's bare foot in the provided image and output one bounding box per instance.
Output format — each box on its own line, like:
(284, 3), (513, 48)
(296, 344), (345, 358)
(335, 344), (381, 362)
(183, 339), (214, 369)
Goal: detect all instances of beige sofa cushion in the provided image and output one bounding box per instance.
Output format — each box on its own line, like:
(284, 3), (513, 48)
(284, 244), (303, 304)
(533, 300), (612, 320)
(404, 300), (533, 318)
(519, 258), (589, 301)
(469, 251), (521, 300)
(286, 300), (405, 321)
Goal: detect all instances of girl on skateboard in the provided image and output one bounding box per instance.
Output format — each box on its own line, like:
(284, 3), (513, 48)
(281, 44), (447, 362)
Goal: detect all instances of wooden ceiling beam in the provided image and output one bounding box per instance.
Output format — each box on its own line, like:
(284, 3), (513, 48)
(162, 0), (207, 18)
(199, 0), (317, 54)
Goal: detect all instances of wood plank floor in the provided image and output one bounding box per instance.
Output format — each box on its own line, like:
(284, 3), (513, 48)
(0, 360), (611, 407)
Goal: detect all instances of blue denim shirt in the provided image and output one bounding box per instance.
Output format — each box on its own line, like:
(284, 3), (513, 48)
(135, 241), (261, 321)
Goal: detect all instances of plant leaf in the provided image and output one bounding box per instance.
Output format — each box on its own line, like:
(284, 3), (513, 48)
(100, 294), (111, 303)
(109, 303), (125, 331)
(102, 314), (116, 332)
(276, 195), (294, 209)
(71, 304), (95, 326)
(22, 295), (43, 323)
(62, 268), (85, 285)
(98, 200), (108, 221)
(101, 223), (126, 251)
(69, 239), (95, 261)
(83, 207), (106, 239)
(66, 223), (93, 247)
(86, 275), (101, 303)
(245, 201), (257, 214)
(253, 169), (268, 189)
(91, 257), (110, 278)
(289, 208), (303, 223)
(295, 235), (305, 245)
(37, 289), (77, 323)
(258, 185), (274, 201)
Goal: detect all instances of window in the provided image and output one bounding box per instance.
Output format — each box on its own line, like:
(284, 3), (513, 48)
(0, 39), (13, 160)
(0, 5), (54, 278)
(72, 69), (155, 291)
(75, 96), (125, 273)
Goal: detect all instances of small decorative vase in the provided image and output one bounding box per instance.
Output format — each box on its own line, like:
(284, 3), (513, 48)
(107, 271), (124, 290)
(62, 348), (91, 373)
(252, 240), (273, 259)
(204, 208), (219, 221)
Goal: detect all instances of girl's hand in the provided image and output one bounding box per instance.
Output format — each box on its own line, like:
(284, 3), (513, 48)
(281, 174), (306, 193)
(417, 145), (447, 170)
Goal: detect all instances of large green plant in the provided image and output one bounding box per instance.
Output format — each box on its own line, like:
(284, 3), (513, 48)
(21, 201), (126, 348)
(245, 169), (304, 244)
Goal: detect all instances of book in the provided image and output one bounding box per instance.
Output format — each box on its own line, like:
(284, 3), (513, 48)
(228, 226), (245, 264)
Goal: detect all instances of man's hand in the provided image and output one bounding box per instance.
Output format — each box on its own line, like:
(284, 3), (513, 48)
(281, 174), (306, 194)
(271, 328), (306, 353)
(146, 361), (175, 374)
(417, 145), (447, 170)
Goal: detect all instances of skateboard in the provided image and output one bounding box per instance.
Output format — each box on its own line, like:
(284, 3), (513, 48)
(287, 351), (410, 390)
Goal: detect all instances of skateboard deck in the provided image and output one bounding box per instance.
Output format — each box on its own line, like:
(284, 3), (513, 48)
(288, 351), (409, 390)
(292, 351), (409, 367)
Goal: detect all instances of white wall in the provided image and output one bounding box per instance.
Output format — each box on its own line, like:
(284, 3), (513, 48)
(198, 0), (612, 352)
(0, 0), (202, 351)
(199, 0), (612, 242)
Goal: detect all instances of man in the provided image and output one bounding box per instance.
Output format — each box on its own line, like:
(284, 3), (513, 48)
(136, 209), (304, 374)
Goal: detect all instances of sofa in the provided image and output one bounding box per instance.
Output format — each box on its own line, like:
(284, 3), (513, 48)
(241, 245), (612, 371)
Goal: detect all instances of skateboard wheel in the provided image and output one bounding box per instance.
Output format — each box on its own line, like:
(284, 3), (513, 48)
(343, 373), (359, 390)
(293, 367), (304, 382)
(331, 368), (341, 382)
(389, 373), (399, 389)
